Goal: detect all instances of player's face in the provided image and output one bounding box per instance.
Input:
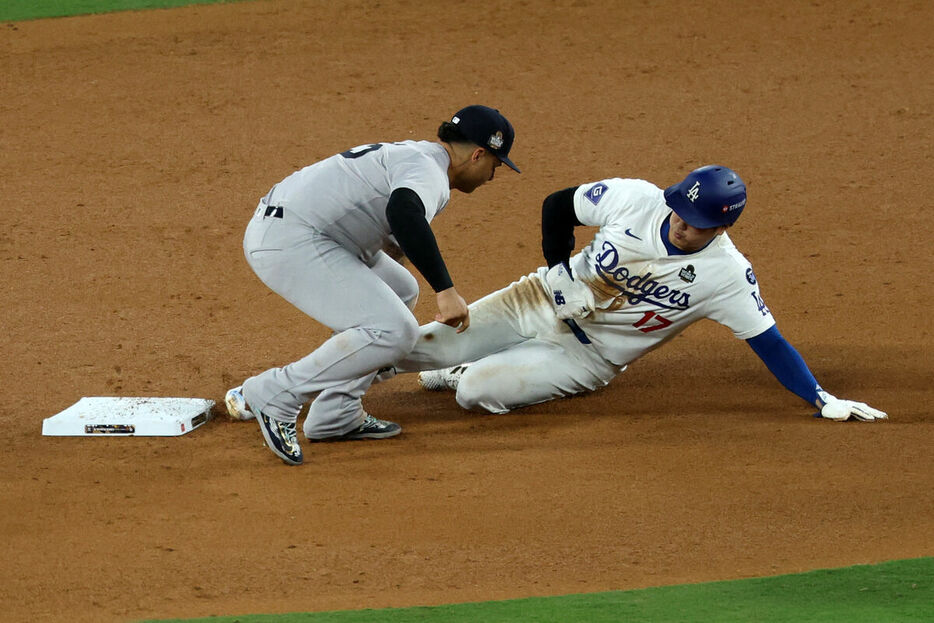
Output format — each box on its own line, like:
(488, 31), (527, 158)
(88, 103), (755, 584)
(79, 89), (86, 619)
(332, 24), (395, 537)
(668, 212), (727, 252)
(454, 149), (501, 193)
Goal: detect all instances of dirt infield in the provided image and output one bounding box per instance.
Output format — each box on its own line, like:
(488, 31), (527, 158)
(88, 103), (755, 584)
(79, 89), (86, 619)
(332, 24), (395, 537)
(2, 1), (932, 621)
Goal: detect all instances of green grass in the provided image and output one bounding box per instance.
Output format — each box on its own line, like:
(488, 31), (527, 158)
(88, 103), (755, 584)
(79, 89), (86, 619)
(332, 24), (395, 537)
(0, 0), (241, 21)
(146, 557), (933, 622)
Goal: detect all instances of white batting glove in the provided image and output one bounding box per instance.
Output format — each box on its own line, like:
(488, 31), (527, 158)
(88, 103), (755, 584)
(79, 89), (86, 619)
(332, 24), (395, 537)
(817, 390), (888, 422)
(544, 261), (595, 320)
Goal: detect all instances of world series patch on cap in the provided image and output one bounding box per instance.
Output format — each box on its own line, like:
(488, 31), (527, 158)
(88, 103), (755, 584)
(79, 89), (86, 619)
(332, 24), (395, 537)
(450, 105), (520, 172)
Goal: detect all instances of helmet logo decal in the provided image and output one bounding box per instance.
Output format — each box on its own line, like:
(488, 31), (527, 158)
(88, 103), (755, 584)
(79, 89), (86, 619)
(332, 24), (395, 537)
(686, 181), (701, 202)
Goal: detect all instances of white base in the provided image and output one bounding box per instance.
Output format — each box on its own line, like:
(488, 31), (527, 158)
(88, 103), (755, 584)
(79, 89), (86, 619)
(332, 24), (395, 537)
(42, 397), (215, 436)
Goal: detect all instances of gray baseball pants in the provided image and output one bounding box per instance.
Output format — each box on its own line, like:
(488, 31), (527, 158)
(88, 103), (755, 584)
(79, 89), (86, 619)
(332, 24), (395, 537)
(240, 202), (418, 438)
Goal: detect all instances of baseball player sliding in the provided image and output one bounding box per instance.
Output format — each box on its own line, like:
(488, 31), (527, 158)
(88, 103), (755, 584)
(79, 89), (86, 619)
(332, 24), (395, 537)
(225, 105), (520, 465)
(392, 165), (887, 422)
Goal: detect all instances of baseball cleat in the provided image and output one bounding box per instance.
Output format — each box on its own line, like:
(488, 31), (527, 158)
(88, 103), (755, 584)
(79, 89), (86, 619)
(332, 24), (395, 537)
(418, 365), (468, 391)
(309, 414), (401, 442)
(225, 386), (256, 421)
(255, 411), (303, 465)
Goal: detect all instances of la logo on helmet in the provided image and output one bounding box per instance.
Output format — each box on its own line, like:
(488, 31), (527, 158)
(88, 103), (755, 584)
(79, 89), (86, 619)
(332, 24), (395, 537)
(686, 181), (701, 202)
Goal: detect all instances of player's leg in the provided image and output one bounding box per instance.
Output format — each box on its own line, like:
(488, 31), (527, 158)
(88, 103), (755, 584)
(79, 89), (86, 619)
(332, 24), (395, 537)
(454, 336), (623, 414)
(241, 222), (417, 433)
(298, 254), (416, 440)
(369, 250), (419, 312)
(396, 274), (552, 373)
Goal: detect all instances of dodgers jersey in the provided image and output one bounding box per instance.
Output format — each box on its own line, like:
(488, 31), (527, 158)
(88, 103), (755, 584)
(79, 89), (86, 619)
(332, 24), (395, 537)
(263, 141), (451, 260)
(550, 178), (775, 366)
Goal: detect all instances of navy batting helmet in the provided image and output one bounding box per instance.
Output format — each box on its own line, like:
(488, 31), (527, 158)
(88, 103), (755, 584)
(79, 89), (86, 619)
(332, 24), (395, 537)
(664, 165), (747, 228)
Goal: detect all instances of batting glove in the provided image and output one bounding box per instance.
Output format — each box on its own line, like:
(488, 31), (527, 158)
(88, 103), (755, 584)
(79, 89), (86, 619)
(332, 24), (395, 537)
(544, 261), (595, 321)
(817, 390), (888, 422)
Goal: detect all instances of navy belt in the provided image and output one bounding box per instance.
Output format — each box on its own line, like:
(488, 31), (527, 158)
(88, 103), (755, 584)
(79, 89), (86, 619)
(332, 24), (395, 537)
(563, 319), (591, 345)
(263, 204), (284, 219)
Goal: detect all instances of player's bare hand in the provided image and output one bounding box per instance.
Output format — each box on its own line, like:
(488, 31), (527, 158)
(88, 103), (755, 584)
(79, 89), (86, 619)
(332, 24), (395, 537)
(435, 287), (470, 333)
(817, 391), (888, 421)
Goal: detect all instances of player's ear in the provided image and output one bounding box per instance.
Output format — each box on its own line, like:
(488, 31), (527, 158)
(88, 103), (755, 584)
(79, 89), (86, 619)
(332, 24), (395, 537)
(471, 147), (486, 163)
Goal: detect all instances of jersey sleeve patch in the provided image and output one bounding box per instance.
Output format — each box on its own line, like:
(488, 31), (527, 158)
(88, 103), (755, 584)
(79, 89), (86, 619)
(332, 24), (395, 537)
(584, 182), (609, 205)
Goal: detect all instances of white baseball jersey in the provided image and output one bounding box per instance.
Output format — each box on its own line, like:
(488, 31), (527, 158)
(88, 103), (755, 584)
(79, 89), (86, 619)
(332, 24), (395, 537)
(544, 178), (775, 366)
(263, 140), (451, 261)
(398, 176), (777, 414)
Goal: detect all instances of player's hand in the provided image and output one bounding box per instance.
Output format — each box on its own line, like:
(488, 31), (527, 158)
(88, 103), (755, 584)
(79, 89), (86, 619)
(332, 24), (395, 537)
(817, 390), (888, 422)
(544, 262), (595, 320)
(435, 287), (470, 333)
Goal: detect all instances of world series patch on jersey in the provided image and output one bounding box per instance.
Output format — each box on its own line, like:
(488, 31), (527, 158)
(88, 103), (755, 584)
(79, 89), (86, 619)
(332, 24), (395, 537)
(542, 178), (775, 366)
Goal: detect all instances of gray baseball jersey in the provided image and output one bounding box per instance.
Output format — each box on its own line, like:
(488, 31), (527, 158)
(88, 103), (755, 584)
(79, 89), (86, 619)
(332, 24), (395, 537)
(265, 140), (450, 262)
(240, 140), (451, 436)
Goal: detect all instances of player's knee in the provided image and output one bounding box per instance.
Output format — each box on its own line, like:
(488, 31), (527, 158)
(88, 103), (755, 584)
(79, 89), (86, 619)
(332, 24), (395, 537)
(355, 314), (419, 365)
(398, 316), (420, 351)
(397, 277), (419, 312)
(402, 291), (419, 312)
(455, 371), (511, 415)
(379, 315), (419, 356)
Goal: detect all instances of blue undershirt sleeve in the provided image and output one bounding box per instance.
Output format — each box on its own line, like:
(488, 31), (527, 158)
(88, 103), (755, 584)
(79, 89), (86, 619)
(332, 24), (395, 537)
(746, 325), (821, 406)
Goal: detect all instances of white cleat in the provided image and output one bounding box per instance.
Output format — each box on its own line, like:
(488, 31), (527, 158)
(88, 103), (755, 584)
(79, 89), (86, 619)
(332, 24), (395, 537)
(417, 365), (468, 392)
(225, 386), (256, 421)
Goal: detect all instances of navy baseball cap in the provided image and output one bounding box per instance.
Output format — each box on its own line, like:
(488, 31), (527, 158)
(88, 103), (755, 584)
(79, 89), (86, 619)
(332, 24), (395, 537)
(450, 105), (520, 173)
(664, 165), (747, 228)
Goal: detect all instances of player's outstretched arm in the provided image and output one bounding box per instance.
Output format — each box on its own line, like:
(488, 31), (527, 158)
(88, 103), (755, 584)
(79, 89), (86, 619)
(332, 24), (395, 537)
(746, 326), (887, 421)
